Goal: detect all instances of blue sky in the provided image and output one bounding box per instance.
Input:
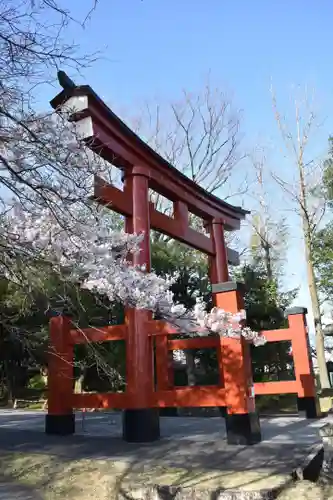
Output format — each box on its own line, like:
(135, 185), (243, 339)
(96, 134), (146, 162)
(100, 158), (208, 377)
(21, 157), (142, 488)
(42, 0), (333, 335)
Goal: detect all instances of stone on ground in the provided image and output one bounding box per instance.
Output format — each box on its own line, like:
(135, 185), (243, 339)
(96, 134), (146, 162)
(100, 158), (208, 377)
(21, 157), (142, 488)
(276, 480), (326, 500)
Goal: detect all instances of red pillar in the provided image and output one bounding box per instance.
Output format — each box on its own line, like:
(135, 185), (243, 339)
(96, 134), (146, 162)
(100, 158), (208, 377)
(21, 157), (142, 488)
(45, 314), (75, 435)
(287, 308), (321, 418)
(209, 219), (229, 389)
(209, 219), (261, 444)
(212, 284), (261, 444)
(210, 218), (229, 283)
(155, 335), (172, 390)
(155, 335), (178, 415)
(122, 168), (160, 442)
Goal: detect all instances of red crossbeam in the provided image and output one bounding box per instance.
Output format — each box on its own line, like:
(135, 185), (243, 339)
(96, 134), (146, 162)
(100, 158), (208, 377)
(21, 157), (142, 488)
(71, 386), (226, 409)
(168, 337), (219, 350)
(261, 329), (293, 342)
(71, 392), (129, 409)
(152, 387), (226, 407)
(146, 320), (179, 336)
(254, 380), (298, 395)
(69, 324), (127, 344)
(94, 177), (214, 255)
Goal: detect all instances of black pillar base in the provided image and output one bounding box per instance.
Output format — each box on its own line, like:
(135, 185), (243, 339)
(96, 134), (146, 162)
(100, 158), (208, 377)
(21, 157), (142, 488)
(122, 409), (160, 442)
(219, 406), (227, 417)
(225, 412), (261, 445)
(159, 407), (178, 416)
(297, 397), (322, 419)
(45, 414), (75, 435)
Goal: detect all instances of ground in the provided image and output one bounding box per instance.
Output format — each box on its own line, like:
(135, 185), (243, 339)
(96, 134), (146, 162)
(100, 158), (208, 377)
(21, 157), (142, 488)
(0, 410), (331, 499)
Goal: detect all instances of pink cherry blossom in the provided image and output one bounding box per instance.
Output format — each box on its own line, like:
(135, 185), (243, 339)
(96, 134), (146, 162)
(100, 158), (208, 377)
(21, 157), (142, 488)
(5, 205), (266, 346)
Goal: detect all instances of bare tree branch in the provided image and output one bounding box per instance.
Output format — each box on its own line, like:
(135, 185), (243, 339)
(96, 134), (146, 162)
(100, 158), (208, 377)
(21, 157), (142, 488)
(246, 147), (291, 280)
(270, 84), (330, 389)
(130, 79), (245, 202)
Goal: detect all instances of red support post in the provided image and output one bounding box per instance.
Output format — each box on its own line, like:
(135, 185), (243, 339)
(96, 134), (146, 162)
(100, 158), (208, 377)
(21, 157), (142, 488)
(45, 314), (75, 435)
(122, 168), (160, 442)
(210, 219), (229, 283)
(155, 335), (172, 390)
(209, 219), (229, 392)
(287, 307), (321, 418)
(212, 283), (261, 444)
(155, 334), (178, 416)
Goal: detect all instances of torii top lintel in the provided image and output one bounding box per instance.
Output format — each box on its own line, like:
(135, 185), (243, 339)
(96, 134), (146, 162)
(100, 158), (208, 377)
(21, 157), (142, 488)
(51, 82), (249, 233)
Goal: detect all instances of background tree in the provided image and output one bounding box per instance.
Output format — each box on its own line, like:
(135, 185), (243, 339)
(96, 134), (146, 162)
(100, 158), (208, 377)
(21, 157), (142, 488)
(248, 148), (290, 279)
(128, 78), (247, 245)
(131, 80), (245, 198)
(311, 136), (333, 369)
(239, 264), (297, 382)
(0, 0), (118, 293)
(233, 147), (299, 392)
(0, 0), (129, 396)
(313, 137), (333, 303)
(270, 85), (330, 388)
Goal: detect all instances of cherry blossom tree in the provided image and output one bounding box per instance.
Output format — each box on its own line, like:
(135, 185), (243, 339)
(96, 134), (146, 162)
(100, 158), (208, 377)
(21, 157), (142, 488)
(0, 1), (265, 398)
(6, 203), (266, 346)
(0, 0), (118, 396)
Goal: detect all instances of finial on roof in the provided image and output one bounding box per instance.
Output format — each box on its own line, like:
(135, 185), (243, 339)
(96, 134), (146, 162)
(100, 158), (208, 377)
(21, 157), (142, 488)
(57, 70), (76, 90)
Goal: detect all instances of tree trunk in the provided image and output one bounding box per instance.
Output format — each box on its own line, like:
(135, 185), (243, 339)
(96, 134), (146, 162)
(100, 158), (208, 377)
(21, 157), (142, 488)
(263, 242), (273, 280)
(304, 237), (330, 389)
(4, 360), (15, 408)
(299, 161), (330, 390)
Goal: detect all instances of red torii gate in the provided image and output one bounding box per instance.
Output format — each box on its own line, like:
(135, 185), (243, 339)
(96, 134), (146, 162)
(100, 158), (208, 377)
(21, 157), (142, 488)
(45, 74), (319, 445)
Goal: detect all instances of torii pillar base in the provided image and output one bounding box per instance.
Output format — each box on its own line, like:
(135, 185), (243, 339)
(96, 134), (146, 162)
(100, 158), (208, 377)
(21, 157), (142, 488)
(225, 412), (261, 445)
(297, 396), (321, 419)
(122, 409), (160, 443)
(45, 414), (75, 436)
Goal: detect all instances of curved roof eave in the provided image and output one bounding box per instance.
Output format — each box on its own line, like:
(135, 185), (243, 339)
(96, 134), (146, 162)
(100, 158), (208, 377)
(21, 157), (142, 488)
(51, 84), (249, 222)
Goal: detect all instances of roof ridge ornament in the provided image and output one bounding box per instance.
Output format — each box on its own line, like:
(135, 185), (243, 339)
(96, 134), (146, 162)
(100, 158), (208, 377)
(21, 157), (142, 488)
(57, 70), (76, 90)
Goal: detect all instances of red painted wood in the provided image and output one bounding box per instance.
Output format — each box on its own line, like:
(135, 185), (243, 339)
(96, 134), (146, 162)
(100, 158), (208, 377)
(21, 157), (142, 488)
(146, 320), (179, 336)
(71, 392), (129, 409)
(261, 329), (293, 342)
(124, 172), (154, 408)
(168, 337), (219, 350)
(49, 81), (317, 417)
(155, 335), (171, 390)
(48, 316), (73, 415)
(153, 387), (226, 407)
(288, 314), (316, 398)
(51, 85), (247, 229)
(71, 388), (226, 409)
(94, 177), (215, 255)
(214, 289), (255, 414)
(173, 201), (189, 233)
(89, 122), (243, 229)
(258, 315), (316, 398)
(150, 207), (214, 255)
(70, 325), (127, 344)
(94, 176), (132, 216)
(254, 380), (299, 395)
(210, 219), (229, 282)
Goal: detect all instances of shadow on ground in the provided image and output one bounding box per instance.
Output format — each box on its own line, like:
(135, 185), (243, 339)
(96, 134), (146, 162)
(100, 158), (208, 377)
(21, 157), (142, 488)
(0, 411), (327, 498)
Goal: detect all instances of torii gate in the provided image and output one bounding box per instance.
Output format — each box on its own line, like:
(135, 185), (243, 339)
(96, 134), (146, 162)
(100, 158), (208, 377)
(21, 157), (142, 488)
(45, 73), (318, 445)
